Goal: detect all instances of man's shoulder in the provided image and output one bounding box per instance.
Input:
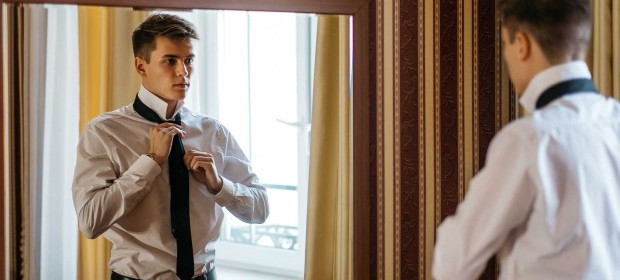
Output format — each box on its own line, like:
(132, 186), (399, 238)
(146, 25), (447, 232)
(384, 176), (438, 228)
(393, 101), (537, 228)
(533, 93), (620, 123)
(182, 108), (217, 122)
(181, 108), (229, 132)
(83, 105), (135, 132)
(496, 118), (538, 139)
(604, 95), (620, 118)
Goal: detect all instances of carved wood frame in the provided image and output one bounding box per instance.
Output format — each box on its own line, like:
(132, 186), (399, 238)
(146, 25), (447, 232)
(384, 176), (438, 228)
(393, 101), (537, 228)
(0, 0), (377, 278)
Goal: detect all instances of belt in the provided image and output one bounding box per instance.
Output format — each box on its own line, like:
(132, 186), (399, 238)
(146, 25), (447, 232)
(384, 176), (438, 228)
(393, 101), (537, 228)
(111, 266), (216, 280)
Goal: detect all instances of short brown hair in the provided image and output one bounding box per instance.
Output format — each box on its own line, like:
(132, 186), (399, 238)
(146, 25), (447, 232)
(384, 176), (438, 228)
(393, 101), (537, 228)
(499, 0), (592, 63)
(132, 13), (198, 62)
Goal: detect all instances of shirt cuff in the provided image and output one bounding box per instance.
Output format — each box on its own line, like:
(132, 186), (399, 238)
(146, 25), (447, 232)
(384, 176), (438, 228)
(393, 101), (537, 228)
(130, 154), (162, 183)
(213, 175), (235, 206)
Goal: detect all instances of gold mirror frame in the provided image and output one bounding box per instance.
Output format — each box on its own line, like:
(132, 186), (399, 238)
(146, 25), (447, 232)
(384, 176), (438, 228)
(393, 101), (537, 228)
(0, 0), (376, 279)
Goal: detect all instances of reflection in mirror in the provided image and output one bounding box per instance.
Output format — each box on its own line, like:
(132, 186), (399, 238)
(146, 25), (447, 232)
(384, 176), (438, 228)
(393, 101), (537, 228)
(11, 3), (321, 279)
(166, 10), (316, 279)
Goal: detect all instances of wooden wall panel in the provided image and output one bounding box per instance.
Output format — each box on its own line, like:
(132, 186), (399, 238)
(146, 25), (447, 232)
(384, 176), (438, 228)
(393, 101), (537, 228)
(368, 1), (378, 279)
(388, 0), (514, 279)
(476, 0), (500, 278)
(438, 0), (459, 225)
(396, 0), (420, 278)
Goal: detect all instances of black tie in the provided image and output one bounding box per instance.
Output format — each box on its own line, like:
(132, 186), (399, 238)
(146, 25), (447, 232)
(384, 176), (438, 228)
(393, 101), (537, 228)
(133, 96), (194, 280)
(536, 78), (598, 109)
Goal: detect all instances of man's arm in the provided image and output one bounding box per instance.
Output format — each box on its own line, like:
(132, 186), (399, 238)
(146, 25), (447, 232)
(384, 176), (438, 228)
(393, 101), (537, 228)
(72, 122), (161, 239)
(215, 129), (269, 224)
(212, 160), (269, 224)
(182, 125), (269, 223)
(432, 124), (537, 280)
(183, 148), (269, 224)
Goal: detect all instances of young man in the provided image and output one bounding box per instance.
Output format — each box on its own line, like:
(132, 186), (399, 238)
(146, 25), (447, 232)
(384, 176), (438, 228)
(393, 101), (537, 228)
(72, 14), (269, 280)
(433, 0), (620, 279)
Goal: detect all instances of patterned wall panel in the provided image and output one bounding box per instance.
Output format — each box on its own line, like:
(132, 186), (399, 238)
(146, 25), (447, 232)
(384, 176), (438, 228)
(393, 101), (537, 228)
(369, 1), (378, 279)
(395, 0), (421, 278)
(389, 0), (516, 279)
(438, 0), (459, 226)
(476, 0), (500, 278)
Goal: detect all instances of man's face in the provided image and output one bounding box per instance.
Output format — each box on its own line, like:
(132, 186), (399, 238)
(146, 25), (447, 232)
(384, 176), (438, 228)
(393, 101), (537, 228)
(501, 27), (526, 95)
(136, 36), (194, 103)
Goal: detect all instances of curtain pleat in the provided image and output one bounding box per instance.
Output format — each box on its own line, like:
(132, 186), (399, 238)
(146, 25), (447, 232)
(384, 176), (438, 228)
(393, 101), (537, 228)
(77, 6), (148, 279)
(592, 0), (620, 100)
(304, 15), (352, 280)
(22, 5), (48, 280)
(5, 3), (26, 279)
(77, 7), (112, 279)
(41, 5), (80, 280)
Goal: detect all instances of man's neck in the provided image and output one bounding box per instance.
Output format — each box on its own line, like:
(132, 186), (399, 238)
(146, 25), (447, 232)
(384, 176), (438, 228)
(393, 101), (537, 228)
(165, 101), (178, 119)
(139, 85), (181, 119)
(520, 57), (586, 98)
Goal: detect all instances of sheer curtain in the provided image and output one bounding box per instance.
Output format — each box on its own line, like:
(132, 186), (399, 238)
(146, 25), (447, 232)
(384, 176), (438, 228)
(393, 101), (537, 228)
(23, 4), (47, 279)
(40, 5), (79, 280)
(21, 4), (80, 279)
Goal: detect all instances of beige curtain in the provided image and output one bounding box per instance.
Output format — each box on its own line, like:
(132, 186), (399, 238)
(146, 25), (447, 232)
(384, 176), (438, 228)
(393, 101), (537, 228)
(304, 15), (352, 280)
(591, 0), (620, 100)
(3, 4), (48, 278)
(77, 6), (148, 279)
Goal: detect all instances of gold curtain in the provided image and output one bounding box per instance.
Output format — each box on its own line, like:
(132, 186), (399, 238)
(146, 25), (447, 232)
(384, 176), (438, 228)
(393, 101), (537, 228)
(77, 6), (148, 279)
(304, 15), (352, 280)
(592, 0), (620, 100)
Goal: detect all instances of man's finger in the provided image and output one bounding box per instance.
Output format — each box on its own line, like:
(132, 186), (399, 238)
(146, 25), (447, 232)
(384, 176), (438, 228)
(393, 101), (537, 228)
(162, 127), (185, 139)
(190, 155), (213, 166)
(183, 153), (194, 168)
(192, 160), (214, 172)
(188, 156), (214, 171)
(157, 122), (182, 129)
(186, 149), (213, 158)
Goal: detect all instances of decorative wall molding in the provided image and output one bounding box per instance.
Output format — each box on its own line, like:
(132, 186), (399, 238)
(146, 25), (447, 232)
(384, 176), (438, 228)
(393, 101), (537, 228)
(383, 0), (513, 278)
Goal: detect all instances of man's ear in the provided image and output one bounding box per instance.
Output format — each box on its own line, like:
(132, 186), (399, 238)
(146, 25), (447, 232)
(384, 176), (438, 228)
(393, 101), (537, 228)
(514, 31), (532, 61)
(135, 57), (147, 77)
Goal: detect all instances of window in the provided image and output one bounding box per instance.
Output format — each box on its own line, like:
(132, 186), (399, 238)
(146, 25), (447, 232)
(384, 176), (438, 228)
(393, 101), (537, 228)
(174, 10), (317, 278)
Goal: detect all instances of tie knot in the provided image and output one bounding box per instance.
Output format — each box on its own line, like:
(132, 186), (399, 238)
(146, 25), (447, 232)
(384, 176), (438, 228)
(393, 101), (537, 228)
(166, 119), (182, 126)
(167, 113), (182, 126)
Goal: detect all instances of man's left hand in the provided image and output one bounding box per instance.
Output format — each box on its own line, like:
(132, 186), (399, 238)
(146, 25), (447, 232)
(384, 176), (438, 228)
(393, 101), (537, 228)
(183, 149), (223, 194)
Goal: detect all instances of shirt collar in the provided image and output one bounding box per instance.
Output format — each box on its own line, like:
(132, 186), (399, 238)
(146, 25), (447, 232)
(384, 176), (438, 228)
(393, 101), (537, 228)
(519, 61), (592, 113)
(137, 85), (185, 121)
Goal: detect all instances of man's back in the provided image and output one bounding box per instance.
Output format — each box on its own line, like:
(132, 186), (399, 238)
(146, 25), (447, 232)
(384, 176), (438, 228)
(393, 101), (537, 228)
(434, 1), (618, 279)
(433, 68), (620, 280)
(500, 93), (620, 279)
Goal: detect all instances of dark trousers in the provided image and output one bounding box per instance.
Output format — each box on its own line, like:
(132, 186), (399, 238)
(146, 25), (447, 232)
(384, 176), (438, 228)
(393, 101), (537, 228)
(111, 268), (216, 280)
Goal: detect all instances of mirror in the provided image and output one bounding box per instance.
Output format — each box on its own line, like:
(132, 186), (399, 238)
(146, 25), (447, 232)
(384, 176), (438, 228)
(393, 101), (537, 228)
(1, 0), (374, 279)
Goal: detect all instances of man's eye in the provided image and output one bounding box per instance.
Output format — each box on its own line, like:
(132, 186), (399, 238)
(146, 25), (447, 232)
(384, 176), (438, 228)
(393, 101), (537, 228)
(166, 59), (176, 65)
(185, 58), (194, 65)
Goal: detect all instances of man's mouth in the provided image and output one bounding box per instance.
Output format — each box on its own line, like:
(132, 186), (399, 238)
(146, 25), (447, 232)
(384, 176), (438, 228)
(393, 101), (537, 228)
(174, 83), (189, 89)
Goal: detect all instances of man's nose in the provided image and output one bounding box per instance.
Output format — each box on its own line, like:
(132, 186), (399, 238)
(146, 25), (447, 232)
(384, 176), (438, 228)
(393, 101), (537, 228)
(176, 61), (189, 77)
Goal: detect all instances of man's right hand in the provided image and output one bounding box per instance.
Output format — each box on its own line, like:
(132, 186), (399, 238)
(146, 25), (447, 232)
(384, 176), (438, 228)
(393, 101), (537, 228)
(148, 122), (185, 166)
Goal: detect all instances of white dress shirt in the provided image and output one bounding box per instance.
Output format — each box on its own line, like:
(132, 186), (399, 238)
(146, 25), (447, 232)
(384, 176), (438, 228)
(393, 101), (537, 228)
(72, 86), (269, 279)
(432, 61), (620, 280)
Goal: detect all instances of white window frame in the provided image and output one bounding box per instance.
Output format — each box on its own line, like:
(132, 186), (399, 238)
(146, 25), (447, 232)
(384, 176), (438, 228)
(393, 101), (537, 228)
(183, 11), (316, 278)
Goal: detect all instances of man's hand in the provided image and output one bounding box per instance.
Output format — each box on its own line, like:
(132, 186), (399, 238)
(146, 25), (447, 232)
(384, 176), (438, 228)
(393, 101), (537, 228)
(148, 123), (185, 166)
(183, 150), (223, 194)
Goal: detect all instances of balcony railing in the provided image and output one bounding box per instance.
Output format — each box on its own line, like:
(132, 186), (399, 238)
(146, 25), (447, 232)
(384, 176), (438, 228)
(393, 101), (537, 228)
(220, 184), (299, 250)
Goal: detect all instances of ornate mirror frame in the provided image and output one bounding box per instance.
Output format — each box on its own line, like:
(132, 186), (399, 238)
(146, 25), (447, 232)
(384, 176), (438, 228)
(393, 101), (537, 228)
(0, 0), (377, 279)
